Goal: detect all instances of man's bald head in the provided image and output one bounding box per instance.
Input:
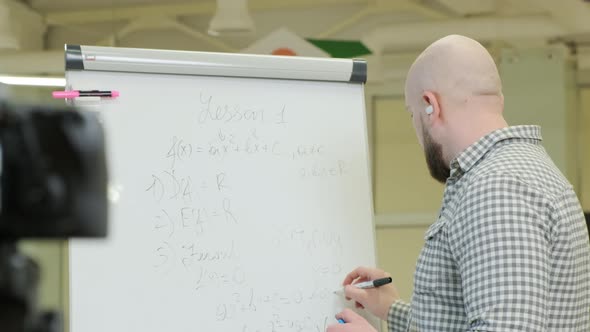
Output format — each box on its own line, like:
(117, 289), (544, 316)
(405, 34), (502, 110)
(404, 35), (508, 184)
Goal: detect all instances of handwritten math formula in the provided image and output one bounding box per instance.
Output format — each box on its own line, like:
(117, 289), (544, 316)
(139, 91), (353, 331)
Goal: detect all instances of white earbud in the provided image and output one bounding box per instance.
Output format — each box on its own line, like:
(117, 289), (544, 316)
(425, 105), (434, 115)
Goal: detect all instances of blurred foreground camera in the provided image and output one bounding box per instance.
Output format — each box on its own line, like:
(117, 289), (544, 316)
(0, 99), (108, 332)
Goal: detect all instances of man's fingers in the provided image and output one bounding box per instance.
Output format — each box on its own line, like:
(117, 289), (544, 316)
(344, 284), (368, 303)
(342, 266), (384, 286)
(335, 308), (365, 324)
(329, 309), (376, 332)
(342, 271), (361, 286)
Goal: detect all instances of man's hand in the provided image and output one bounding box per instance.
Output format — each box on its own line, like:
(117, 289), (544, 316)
(342, 266), (399, 320)
(326, 309), (377, 332)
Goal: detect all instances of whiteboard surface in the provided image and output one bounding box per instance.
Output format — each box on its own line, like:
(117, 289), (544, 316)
(68, 69), (377, 332)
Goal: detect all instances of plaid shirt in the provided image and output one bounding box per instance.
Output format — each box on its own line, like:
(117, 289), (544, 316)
(388, 125), (590, 331)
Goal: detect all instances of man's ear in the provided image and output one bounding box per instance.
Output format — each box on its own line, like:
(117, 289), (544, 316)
(423, 91), (441, 120)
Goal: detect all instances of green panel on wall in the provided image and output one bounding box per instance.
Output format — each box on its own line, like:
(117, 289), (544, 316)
(306, 39), (372, 58)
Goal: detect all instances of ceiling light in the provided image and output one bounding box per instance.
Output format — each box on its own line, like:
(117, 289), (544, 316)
(0, 75), (66, 87)
(208, 0), (255, 36)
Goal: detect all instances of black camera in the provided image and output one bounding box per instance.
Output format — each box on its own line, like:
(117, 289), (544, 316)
(0, 99), (108, 332)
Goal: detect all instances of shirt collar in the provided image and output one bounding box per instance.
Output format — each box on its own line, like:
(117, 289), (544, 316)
(450, 125), (542, 177)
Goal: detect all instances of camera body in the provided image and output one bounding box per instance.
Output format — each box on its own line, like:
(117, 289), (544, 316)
(0, 99), (108, 332)
(0, 101), (108, 239)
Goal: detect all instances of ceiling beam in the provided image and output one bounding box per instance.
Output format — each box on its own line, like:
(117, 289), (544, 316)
(169, 19), (237, 52)
(384, 0), (449, 20)
(315, 7), (375, 39)
(362, 16), (566, 52)
(315, 0), (448, 39)
(5, 0), (46, 51)
(532, 0), (590, 33)
(93, 16), (236, 52)
(432, 0), (496, 16)
(44, 0), (369, 26)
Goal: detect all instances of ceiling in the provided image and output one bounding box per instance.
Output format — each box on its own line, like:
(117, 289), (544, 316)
(2, 0), (590, 77)
(9, 0), (590, 51)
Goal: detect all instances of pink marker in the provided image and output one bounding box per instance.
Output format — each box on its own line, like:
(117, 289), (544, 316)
(52, 90), (120, 99)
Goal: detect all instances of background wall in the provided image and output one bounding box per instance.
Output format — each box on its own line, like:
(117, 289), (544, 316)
(581, 88), (590, 211)
(371, 97), (441, 301)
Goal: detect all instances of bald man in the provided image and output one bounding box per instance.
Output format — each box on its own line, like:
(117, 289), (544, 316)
(327, 35), (590, 331)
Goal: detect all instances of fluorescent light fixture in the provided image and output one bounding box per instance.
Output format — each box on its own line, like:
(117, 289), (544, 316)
(208, 0), (255, 36)
(0, 75), (66, 87)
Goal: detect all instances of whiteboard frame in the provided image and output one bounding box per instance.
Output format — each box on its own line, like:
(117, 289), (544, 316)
(65, 44), (367, 83)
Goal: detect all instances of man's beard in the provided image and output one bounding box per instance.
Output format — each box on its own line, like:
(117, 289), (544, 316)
(423, 130), (450, 184)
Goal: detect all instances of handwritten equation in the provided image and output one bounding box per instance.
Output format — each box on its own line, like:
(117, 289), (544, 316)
(139, 90), (356, 331)
(215, 287), (332, 332)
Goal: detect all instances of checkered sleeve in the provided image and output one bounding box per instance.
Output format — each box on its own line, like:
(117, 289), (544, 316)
(387, 300), (411, 332)
(449, 174), (551, 331)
